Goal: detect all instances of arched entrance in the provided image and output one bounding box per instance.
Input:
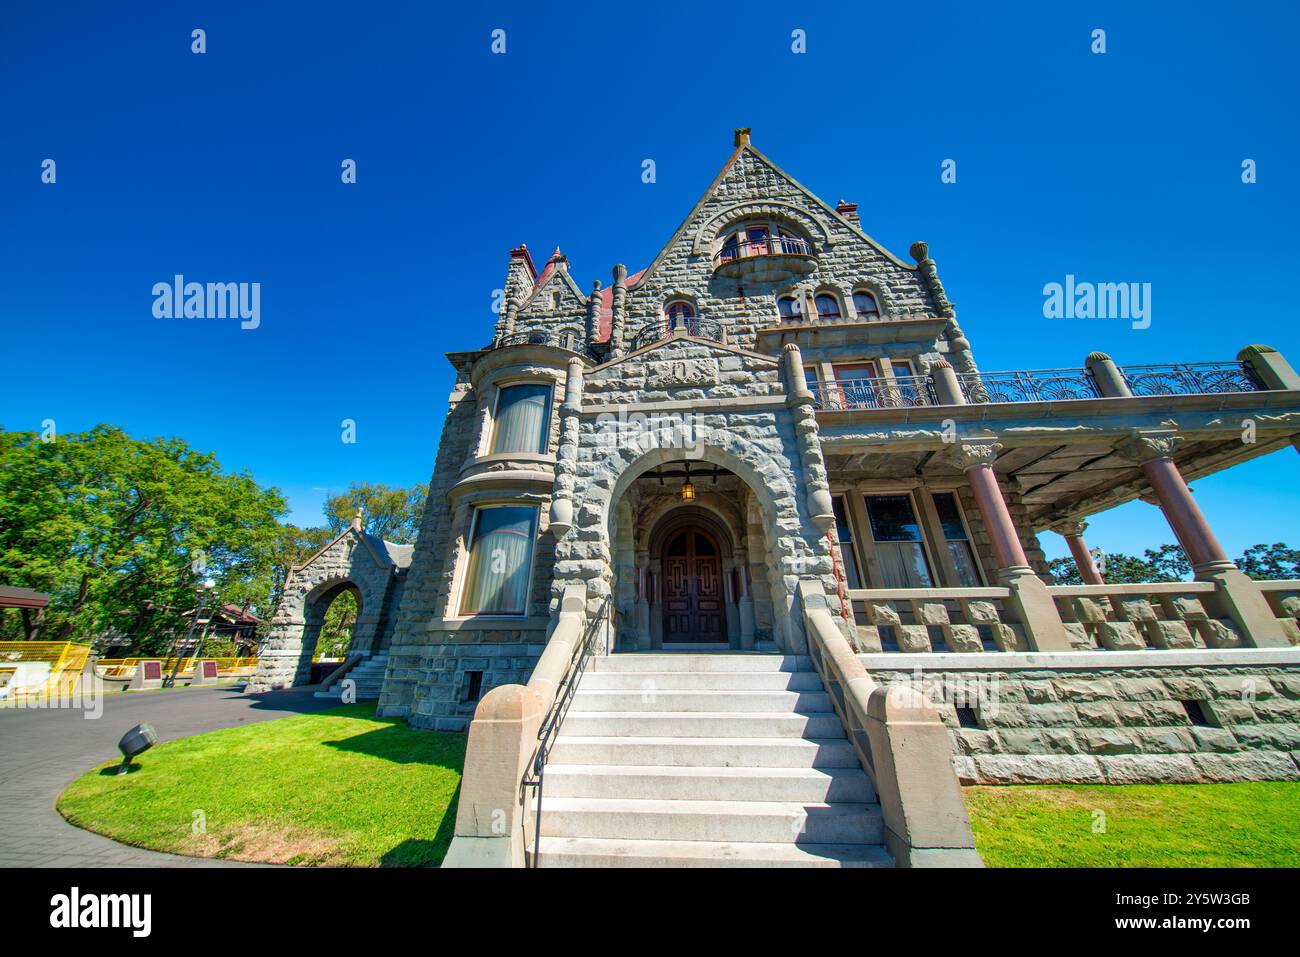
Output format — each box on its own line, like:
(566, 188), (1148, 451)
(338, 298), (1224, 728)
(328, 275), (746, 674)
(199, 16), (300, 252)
(661, 525), (726, 644)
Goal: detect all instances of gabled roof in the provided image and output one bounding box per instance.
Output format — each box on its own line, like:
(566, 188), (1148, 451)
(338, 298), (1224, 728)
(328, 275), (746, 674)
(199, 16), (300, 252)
(294, 525), (413, 574)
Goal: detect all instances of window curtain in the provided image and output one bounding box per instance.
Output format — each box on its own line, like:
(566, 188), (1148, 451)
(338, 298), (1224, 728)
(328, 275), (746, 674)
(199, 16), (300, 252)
(461, 507), (537, 615)
(491, 384), (551, 454)
(865, 494), (934, 588)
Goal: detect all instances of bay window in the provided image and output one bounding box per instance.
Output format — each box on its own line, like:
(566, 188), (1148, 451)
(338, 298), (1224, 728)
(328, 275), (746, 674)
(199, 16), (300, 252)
(460, 505), (538, 616)
(490, 383), (552, 455)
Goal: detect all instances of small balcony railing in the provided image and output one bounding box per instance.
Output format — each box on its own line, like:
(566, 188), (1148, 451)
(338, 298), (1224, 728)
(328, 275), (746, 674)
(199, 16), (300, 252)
(496, 330), (584, 351)
(713, 234), (814, 267)
(629, 315), (726, 351)
(810, 375), (935, 410)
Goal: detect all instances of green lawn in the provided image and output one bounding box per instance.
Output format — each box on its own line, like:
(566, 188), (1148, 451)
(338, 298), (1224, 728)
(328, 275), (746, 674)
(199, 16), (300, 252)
(58, 704), (465, 867)
(964, 782), (1300, 867)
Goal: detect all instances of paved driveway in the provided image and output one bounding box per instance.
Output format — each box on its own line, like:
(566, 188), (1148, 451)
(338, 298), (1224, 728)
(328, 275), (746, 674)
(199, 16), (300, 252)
(0, 683), (334, 867)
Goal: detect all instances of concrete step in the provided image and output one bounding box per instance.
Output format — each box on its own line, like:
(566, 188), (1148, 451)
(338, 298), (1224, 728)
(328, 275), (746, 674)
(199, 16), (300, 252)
(568, 689), (833, 714)
(548, 736), (861, 769)
(558, 711), (844, 739)
(579, 670), (825, 692)
(542, 764), (875, 803)
(537, 796), (883, 845)
(533, 836), (894, 868)
(590, 654), (812, 674)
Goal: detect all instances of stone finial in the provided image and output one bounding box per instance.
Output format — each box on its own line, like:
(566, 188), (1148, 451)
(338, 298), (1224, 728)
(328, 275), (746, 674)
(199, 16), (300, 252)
(591, 280), (601, 292)
(782, 342), (800, 353)
(909, 241), (930, 263)
(351, 508), (364, 531)
(734, 127), (751, 147)
(1086, 351), (1111, 362)
(931, 358), (952, 369)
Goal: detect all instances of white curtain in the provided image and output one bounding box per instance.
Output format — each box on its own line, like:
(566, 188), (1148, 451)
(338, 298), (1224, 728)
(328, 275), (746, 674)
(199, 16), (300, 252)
(876, 542), (933, 588)
(461, 507), (536, 615)
(491, 385), (550, 454)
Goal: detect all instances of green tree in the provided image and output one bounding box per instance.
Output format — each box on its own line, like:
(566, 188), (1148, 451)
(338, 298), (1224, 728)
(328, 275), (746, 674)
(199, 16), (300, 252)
(0, 425), (288, 650)
(1238, 543), (1300, 580)
(1048, 541), (1296, 585)
(315, 589), (358, 659)
(323, 481), (426, 543)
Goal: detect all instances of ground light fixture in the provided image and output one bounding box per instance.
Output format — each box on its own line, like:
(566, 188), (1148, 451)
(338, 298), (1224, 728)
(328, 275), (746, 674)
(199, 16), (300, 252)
(117, 723), (157, 774)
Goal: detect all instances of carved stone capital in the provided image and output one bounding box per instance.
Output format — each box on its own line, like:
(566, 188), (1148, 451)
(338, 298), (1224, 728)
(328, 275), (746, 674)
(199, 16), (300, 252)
(947, 441), (1002, 471)
(1114, 431), (1184, 464)
(1049, 518), (1088, 538)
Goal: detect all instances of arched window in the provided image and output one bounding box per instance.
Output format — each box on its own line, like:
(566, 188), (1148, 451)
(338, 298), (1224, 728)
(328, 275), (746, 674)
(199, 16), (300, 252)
(552, 292), (563, 310)
(853, 290), (881, 320)
(814, 294), (842, 322)
(777, 296), (802, 323)
(665, 300), (695, 330)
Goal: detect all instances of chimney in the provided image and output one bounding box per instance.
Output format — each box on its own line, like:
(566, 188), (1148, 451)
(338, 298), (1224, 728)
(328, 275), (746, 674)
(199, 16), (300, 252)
(836, 199), (859, 225)
(734, 128), (751, 148)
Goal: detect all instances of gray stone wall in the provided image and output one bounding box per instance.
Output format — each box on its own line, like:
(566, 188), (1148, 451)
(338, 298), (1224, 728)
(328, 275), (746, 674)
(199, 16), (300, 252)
(865, 663), (1300, 784)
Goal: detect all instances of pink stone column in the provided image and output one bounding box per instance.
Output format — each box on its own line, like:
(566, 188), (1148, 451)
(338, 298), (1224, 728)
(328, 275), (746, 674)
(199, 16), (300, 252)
(965, 461), (1029, 571)
(1053, 520), (1105, 585)
(1139, 456), (1228, 568)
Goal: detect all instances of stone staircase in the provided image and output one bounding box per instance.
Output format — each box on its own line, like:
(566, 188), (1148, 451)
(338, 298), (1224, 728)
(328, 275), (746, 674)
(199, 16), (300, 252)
(530, 653), (893, 867)
(313, 652), (388, 701)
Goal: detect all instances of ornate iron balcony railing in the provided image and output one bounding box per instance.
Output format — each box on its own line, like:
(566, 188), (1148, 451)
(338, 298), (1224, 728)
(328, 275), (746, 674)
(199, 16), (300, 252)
(713, 235), (814, 267)
(1120, 361), (1260, 396)
(810, 375), (935, 410)
(629, 315), (726, 351)
(496, 329), (585, 351)
(957, 369), (1100, 404)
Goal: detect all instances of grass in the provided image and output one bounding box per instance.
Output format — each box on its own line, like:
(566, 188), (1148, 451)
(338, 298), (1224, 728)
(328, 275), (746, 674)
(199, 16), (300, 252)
(964, 782), (1300, 867)
(58, 704), (465, 867)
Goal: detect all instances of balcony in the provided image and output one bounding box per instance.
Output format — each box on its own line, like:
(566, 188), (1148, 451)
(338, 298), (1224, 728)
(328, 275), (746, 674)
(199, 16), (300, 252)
(629, 315), (726, 351)
(811, 375), (935, 410)
(712, 235), (817, 283)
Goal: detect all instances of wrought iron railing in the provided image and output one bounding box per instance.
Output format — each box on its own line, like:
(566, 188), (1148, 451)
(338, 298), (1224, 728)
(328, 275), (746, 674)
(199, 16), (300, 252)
(520, 593), (612, 868)
(496, 330), (585, 351)
(1119, 362), (1260, 396)
(713, 235), (814, 267)
(629, 315), (726, 351)
(957, 369), (1100, 404)
(810, 375), (935, 410)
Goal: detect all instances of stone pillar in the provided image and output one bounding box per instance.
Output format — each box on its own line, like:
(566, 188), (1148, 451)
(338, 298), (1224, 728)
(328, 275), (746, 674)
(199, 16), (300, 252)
(609, 264), (628, 356)
(547, 358), (584, 538)
(1238, 344), (1300, 390)
(1085, 351), (1131, 398)
(949, 442), (1071, 651)
(737, 559), (756, 649)
(782, 343), (835, 532)
(929, 358), (965, 406)
(634, 560), (651, 650)
(1115, 432), (1287, 647)
(586, 281), (602, 344)
(1051, 519), (1105, 585)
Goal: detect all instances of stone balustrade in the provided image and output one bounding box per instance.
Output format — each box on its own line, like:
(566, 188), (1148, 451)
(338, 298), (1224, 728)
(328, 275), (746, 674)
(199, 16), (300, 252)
(848, 581), (1300, 655)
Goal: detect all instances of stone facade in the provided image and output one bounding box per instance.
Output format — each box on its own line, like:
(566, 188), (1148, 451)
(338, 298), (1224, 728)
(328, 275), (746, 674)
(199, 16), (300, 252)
(342, 129), (1300, 790)
(865, 657), (1300, 784)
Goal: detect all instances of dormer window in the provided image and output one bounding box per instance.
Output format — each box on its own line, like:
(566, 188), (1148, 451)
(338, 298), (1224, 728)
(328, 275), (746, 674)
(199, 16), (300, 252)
(815, 293), (842, 322)
(853, 290), (881, 320)
(777, 295), (802, 323)
(665, 300), (695, 331)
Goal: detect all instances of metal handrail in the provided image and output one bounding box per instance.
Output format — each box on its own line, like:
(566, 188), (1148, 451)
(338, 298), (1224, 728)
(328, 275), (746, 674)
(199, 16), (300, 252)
(1119, 361), (1260, 396)
(629, 315), (726, 351)
(957, 369), (1100, 404)
(713, 235), (814, 266)
(810, 375), (935, 410)
(520, 593), (612, 868)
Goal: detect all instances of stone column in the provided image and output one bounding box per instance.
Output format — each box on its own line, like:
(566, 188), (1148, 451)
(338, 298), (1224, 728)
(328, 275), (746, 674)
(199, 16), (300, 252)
(782, 343), (835, 532)
(1238, 344), (1300, 390)
(1115, 432), (1287, 646)
(586, 281), (602, 344)
(609, 264), (628, 356)
(547, 358), (584, 538)
(736, 557), (756, 649)
(949, 442), (1071, 650)
(1085, 351), (1131, 397)
(1051, 519), (1105, 585)
(929, 358), (965, 406)
(634, 559), (651, 650)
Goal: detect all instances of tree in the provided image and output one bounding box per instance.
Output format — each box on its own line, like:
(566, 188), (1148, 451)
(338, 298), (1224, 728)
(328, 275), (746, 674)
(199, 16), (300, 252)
(1048, 541), (1296, 585)
(315, 589), (358, 659)
(322, 481), (426, 543)
(0, 425), (288, 650)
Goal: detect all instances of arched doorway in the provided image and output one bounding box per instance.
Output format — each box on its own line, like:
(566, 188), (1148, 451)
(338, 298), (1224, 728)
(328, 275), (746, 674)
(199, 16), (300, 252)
(661, 526), (726, 644)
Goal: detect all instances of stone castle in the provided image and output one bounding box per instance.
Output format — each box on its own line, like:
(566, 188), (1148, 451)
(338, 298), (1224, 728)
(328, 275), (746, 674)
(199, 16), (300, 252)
(251, 130), (1300, 867)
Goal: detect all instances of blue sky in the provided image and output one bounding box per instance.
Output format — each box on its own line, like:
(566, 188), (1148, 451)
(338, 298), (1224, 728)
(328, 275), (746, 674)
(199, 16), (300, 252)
(2, 2), (1297, 562)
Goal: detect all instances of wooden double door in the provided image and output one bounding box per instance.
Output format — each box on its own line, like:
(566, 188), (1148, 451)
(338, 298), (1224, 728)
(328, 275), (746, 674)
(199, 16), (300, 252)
(662, 526), (726, 643)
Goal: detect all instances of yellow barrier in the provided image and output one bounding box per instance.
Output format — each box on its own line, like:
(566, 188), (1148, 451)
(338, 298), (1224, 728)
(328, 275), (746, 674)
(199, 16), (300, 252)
(0, 641), (93, 697)
(95, 657), (259, 678)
